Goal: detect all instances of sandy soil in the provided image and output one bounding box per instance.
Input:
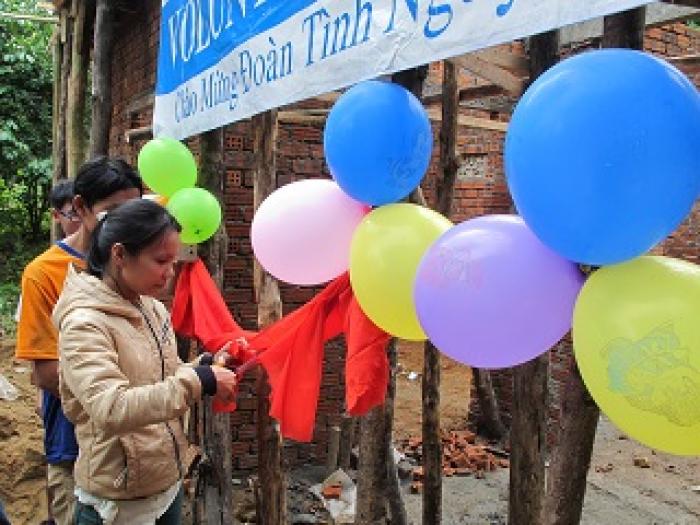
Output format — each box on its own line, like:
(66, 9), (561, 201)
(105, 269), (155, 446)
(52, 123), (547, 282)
(0, 339), (49, 525)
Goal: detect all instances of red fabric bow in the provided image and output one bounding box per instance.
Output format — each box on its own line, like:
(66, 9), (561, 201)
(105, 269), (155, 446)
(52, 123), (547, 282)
(171, 259), (390, 442)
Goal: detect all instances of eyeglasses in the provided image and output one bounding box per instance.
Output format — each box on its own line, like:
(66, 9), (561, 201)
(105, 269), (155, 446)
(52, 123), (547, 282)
(56, 208), (80, 222)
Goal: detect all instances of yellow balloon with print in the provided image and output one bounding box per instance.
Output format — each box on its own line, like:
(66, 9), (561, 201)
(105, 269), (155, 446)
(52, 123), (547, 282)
(573, 256), (700, 455)
(350, 203), (452, 341)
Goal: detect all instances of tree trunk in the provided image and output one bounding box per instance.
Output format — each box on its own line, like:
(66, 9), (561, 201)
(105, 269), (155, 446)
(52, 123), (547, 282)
(356, 405), (387, 524)
(51, 8), (70, 242)
(195, 128), (234, 524)
(66, 0), (88, 178)
(508, 30), (559, 525)
(472, 368), (506, 440)
(90, 0), (114, 158)
(544, 354), (600, 525)
(253, 110), (288, 525)
(421, 341), (442, 524)
(384, 340), (408, 525)
(545, 9), (645, 524)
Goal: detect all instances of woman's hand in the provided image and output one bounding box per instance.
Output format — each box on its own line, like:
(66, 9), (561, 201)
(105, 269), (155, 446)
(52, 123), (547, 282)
(211, 365), (238, 404)
(213, 341), (235, 369)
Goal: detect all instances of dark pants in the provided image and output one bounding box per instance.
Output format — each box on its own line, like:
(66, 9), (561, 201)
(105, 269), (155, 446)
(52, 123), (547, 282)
(0, 499), (10, 525)
(74, 488), (182, 525)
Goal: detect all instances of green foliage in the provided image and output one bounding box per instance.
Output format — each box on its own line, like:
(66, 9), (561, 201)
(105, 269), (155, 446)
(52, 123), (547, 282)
(0, 1), (55, 335)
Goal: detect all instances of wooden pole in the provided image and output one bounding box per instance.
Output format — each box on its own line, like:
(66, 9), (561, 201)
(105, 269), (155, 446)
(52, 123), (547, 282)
(508, 30), (559, 525)
(545, 8), (645, 524)
(356, 405), (388, 524)
(472, 368), (506, 440)
(66, 0), (87, 178)
(90, 0), (114, 157)
(384, 340), (408, 525)
(197, 128), (233, 524)
(253, 109), (288, 525)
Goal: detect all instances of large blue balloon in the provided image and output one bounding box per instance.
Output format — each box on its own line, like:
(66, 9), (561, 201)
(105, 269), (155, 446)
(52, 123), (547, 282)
(324, 80), (433, 206)
(506, 49), (700, 265)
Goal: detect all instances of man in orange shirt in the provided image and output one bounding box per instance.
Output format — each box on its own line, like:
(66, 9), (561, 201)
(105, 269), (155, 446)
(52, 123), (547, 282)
(16, 157), (142, 525)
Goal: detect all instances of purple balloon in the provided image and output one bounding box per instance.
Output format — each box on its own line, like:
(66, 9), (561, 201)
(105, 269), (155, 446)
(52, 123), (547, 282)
(414, 215), (584, 369)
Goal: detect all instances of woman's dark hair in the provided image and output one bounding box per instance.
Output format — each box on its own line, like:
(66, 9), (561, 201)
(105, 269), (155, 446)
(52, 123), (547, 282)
(49, 180), (75, 209)
(74, 157), (143, 209)
(87, 199), (181, 278)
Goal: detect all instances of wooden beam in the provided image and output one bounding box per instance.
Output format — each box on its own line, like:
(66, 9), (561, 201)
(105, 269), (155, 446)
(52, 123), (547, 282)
(126, 92), (155, 117)
(423, 83), (507, 106)
(509, 29), (559, 525)
(90, 0), (115, 157)
(198, 128), (234, 525)
(66, 0), (88, 178)
(545, 8), (645, 524)
(472, 47), (530, 76)
(427, 108), (509, 132)
(662, 0), (700, 8)
(668, 53), (700, 75)
(125, 125), (153, 144)
(560, 3), (699, 45)
(279, 107), (508, 132)
(0, 11), (57, 22)
(450, 54), (525, 96)
(253, 110), (288, 525)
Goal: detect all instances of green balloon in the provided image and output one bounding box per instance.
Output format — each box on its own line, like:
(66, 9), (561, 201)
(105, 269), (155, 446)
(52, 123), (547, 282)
(138, 137), (197, 197)
(167, 188), (222, 244)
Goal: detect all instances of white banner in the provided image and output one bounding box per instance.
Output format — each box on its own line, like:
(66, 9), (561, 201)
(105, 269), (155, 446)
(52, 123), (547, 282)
(153, 0), (654, 140)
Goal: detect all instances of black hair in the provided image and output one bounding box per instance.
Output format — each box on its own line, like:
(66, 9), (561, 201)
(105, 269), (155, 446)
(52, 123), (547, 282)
(87, 199), (181, 278)
(49, 180), (75, 209)
(74, 156), (143, 209)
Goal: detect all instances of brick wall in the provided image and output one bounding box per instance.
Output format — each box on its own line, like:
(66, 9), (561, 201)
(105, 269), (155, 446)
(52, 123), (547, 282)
(106, 1), (700, 465)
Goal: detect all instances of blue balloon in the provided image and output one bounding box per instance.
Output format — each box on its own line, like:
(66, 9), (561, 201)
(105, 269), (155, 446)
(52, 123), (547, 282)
(506, 50), (700, 265)
(324, 80), (433, 206)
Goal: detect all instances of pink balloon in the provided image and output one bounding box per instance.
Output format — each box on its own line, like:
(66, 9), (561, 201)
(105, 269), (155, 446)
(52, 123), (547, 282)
(252, 179), (369, 285)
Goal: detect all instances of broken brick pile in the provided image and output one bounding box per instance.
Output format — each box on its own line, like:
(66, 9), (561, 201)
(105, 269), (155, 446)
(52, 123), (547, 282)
(399, 430), (509, 493)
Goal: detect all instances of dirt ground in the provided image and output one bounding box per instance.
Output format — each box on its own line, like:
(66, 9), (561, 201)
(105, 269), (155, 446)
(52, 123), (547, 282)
(394, 344), (700, 525)
(0, 339), (49, 525)
(393, 341), (473, 440)
(2, 338), (699, 524)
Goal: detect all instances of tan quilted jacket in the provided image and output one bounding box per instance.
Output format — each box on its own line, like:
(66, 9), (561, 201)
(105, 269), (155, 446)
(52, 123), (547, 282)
(53, 265), (203, 500)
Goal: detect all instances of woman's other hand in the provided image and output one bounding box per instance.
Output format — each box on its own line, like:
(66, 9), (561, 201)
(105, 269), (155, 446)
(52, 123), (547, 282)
(211, 366), (238, 404)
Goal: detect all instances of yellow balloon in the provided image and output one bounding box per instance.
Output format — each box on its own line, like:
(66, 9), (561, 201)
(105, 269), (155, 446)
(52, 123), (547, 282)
(350, 203), (452, 340)
(573, 256), (700, 455)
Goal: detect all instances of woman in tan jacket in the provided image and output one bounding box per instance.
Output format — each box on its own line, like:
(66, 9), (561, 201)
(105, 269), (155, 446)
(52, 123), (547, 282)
(53, 199), (238, 525)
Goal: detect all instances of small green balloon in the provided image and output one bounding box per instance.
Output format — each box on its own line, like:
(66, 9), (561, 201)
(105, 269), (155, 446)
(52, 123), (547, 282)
(138, 137), (197, 197)
(167, 188), (222, 244)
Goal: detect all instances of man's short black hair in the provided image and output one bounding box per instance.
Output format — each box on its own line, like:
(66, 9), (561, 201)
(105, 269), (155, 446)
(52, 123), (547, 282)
(49, 180), (75, 210)
(74, 157), (143, 208)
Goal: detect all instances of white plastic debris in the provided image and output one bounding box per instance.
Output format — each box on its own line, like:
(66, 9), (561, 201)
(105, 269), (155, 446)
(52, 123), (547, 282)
(311, 469), (356, 523)
(407, 371), (419, 381)
(0, 373), (19, 401)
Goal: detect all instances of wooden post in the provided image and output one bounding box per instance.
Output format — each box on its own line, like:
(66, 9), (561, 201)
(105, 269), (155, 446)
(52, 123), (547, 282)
(602, 7), (646, 49)
(253, 110), (288, 525)
(90, 0), (114, 157)
(356, 405), (387, 524)
(472, 368), (506, 440)
(197, 128), (233, 524)
(326, 426), (341, 476)
(384, 339), (408, 525)
(508, 30), (559, 525)
(545, 8), (645, 524)
(544, 356), (601, 525)
(66, 0), (88, 178)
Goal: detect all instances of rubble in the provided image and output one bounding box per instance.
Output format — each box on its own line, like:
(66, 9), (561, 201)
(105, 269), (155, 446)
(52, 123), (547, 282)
(398, 429), (509, 489)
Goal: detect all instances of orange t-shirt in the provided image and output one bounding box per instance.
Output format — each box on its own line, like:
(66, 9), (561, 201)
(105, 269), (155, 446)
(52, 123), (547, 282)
(15, 243), (85, 361)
